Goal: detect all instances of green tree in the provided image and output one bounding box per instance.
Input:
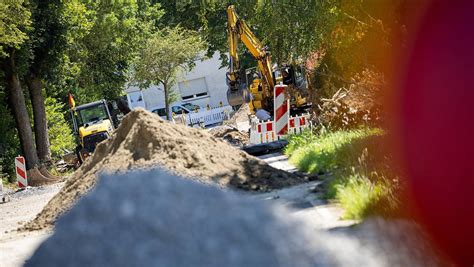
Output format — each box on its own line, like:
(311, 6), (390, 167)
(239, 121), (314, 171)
(0, 88), (20, 182)
(133, 26), (206, 120)
(23, 0), (161, 167)
(155, 1), (253, 65)
(155, 1), (336, 65)
(0, 0), (40, 172)
(45, 97), (75, 158)
(62, 0), (162, 104)
(24, 0), (69, 164)
(0, 0), (31, 56)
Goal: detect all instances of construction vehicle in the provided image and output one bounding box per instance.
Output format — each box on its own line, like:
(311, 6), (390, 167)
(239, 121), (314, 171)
(226, 5), (311, 114)
(69, 99), (116, 164)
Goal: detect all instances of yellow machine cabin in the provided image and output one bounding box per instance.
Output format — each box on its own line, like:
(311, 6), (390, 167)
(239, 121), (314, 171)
(70, 99), (115, 164)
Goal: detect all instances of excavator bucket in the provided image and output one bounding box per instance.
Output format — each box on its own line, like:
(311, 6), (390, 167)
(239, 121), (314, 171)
(227, 87), (252, 106)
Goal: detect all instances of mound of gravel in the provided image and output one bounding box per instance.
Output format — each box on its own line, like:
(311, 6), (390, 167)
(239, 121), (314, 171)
(25, 169), (348, 267)
(26, 169), (442, 267)
(25, 109), (302, 230)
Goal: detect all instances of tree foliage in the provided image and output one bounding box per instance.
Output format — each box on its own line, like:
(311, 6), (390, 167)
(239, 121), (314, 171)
(155, 1), (336, 65)
(42, 1), (161, 105)
(133, 26), (206, 119)
(0, 89), (20, 181)
(69, 1), (162, 103)
(45, 96), (75, 158)
(0, 0), (162, 177)
(0, 0), (31, 57)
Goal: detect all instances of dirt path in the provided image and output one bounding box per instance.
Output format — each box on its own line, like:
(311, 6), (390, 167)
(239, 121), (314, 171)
(257, 152), (356, 229)
(0, 183), (64, 267)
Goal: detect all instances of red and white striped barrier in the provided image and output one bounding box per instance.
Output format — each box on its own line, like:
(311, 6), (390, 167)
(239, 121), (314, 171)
(15, 156), (27, 188)
(274, 84), (289, 136)
(250, 119), (279, 144)
(249, 113), (311, 144)
(288, 115), (309, 134)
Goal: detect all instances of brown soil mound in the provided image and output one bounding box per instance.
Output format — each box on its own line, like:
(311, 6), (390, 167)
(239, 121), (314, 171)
(226, 103), (250, 127)
(25, 108), (302, 231)
(209, 126), (249, 147)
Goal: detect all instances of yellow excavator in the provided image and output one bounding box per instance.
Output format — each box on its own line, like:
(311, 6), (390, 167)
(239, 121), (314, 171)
(68, 95), (118, 164)
(226, 5), (310, 114)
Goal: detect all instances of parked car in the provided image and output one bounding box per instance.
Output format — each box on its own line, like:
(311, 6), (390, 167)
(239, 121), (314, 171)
(181, 103), (201, 112)
(150, 103), (201, 120)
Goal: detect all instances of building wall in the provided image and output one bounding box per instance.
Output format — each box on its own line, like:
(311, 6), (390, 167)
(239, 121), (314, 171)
(125, 52), (229, 111)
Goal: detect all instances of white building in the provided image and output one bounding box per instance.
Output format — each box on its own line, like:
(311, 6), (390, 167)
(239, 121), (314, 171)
(125, 52), (229, 111)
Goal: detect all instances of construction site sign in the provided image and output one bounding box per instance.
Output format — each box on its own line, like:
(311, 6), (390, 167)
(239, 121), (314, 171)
(274, 84), (289, 136)
(15, 156), (28, 188)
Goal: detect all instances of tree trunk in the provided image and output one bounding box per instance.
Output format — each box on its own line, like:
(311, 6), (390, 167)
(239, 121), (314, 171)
(2, 52), (40, 170)
(164, 83), (170, 121)
(26, 72), (51, 164)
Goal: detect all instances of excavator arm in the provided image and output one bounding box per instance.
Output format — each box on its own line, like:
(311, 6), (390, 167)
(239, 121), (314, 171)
(226, 5), (275, 106)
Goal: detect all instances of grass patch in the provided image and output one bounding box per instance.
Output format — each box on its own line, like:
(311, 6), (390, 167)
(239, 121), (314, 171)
(285, 128), (400, 220)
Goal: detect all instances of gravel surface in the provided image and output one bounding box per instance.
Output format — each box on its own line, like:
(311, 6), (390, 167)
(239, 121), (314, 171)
(26, 169), (443, 267)
(0, 183), (64, 234)
(0, 182), (64, 267)
(4, 183), (64, 201)
(26, 169), (351, 266)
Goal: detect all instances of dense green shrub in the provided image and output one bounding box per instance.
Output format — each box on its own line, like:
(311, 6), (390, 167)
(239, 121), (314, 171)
(0, 92), (20, 182)
(285, 128), (400, 219)
(45, 97), (75, 158)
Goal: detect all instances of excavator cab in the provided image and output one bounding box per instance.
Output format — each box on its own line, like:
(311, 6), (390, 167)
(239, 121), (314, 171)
(274, 65), (310, 110)
(225, 5), (311, 113)
(71, 100), (115, 164)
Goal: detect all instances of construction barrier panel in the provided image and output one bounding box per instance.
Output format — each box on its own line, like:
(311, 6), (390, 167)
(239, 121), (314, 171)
(173, 105), (232, 127)
(249, 113), (311, 144)
(274, 84), (289, 136)
(288, 115), (309, 134)
(15, 156), (27, 188)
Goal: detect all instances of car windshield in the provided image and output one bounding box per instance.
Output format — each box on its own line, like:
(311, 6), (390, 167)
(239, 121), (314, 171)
(152, 108), (167, 117)
(76, 104), (108, 127)
(182, 103), (200, 111)
(172, 106), (188, 114)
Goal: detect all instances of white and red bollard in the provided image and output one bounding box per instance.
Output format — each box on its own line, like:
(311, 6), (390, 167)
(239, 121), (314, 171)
(15, 156), (28, 189)
(274, 84), (289, 136)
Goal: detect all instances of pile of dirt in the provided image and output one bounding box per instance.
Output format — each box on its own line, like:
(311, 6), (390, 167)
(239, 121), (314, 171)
(208, 125), (249, 147)
(25, 108), (302, 230)
(225, 103), (250, 127)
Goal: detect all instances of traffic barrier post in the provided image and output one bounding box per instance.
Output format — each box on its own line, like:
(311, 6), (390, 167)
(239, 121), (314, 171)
(15, 156), (28, 189)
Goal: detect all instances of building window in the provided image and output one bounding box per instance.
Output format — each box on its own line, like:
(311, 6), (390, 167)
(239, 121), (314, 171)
(179, 77), (209, 100)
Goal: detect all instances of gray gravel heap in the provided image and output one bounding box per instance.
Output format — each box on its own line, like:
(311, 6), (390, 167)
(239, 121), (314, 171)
(26, 168), (439, 267)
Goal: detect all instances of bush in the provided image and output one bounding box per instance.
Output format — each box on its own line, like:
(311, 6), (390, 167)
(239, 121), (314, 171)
(285, 128), (400, 219)
(313, 68), (384, 131)
(45, 97), (75, 158)
(286, 128), (383, 174)
(0, 91), (20, 182)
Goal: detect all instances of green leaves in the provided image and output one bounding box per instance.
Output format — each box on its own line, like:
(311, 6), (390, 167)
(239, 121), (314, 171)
(47, 0), (162, 103)
(0, 0), (31, 57)
(134, 26), (206, 88)
(133, 25), (206, 119)
(45, 97), (75, 158)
